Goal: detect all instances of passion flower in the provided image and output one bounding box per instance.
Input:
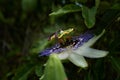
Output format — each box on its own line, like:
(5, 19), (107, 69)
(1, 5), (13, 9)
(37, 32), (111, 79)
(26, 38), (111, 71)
(40, 30), (108, 68)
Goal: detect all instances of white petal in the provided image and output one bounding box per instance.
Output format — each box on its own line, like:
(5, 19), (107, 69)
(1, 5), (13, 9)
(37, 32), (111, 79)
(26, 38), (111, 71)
(58, 52), (69, 60)
(83, 30), (105, 47)
(68, 53), (88, 68)
(74, 47), (108, 58)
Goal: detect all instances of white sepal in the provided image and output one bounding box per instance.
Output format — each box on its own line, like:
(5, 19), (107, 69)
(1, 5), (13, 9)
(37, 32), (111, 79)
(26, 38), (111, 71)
(74, 47), (108, 58)
(83, 30), (105, 47)
(68, 53), (88, 68)
(58, 52), (69, 60)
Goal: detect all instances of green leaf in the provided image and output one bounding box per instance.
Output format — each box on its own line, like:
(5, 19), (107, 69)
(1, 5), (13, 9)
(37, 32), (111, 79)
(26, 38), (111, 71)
(41, 54), (67, 80)
(22, 0), (37, 12)
(81, 0), (100, 28)
(30, 39), (49, 53)
(95, 0), (100, 8)
(110, 57), (120, 74)
(0, 11), (5, 22)
(81, 6), (97, 28)
(35, 64), (43, 77)
(49, 4), (81, 16)
(12, 63), (35, 80)
(0, 11), (14, 24)
(111, 3), (120, 10)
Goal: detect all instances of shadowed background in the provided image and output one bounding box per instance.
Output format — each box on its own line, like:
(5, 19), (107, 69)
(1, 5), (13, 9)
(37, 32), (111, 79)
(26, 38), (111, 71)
(0, 0), (120, 80)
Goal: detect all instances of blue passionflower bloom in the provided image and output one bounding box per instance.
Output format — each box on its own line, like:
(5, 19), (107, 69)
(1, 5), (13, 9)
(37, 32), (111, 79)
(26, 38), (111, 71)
(40, 30), (108, 68)
(40, 43), (65, 56)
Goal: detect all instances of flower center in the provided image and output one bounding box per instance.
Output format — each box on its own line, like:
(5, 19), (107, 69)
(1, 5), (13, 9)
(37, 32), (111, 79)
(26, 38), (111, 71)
(59, 37), (79, 48)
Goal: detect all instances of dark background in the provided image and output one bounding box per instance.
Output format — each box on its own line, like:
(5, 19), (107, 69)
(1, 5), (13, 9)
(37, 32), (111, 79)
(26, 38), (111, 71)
(0, 0), (120, 80)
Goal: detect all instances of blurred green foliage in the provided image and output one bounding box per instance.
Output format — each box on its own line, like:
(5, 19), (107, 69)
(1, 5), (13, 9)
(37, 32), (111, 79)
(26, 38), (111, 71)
(0, 0), (120, 80)
(41, 54), (67, 80)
